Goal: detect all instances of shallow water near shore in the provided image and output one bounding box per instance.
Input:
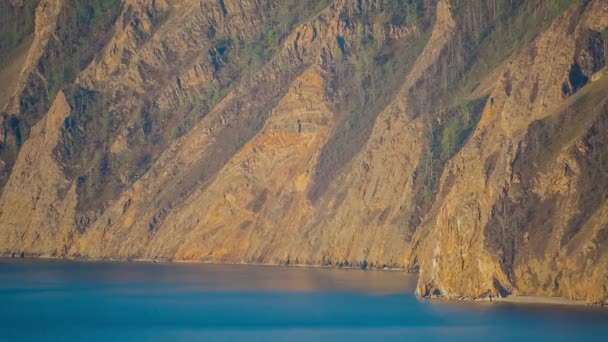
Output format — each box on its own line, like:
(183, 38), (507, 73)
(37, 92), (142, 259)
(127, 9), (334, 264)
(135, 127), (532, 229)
(1, 258), (606, 341)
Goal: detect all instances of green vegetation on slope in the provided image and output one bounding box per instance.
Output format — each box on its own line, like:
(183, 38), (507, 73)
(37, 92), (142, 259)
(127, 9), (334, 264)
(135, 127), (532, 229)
(0, 0), (122, 192)
(236, 0), (332, 79)
(310, 0), (431, 201)
(0, 0), (39, 69)
(451, 0), (585, 104)
(56, 0), (333, 215)
(398, 0), (591, 229)
(59, 87), (125, 217)
(19, 0), (122, 119)
(171, 0), (332, 140)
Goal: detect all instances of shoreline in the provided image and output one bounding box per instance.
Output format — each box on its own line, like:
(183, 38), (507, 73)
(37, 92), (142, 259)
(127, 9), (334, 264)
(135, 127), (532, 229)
(495, 295), (595, 307)
(424, 294), (606, 308)
(2, 255), (605, 308)
(0, 254), (412, 272)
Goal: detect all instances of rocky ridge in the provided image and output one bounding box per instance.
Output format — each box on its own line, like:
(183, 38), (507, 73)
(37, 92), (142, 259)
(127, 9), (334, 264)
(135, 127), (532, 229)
(0, 0), (607, 304)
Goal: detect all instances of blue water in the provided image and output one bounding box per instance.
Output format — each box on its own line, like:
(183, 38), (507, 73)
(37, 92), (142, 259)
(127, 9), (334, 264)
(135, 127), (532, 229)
(0, 259), (606, 341)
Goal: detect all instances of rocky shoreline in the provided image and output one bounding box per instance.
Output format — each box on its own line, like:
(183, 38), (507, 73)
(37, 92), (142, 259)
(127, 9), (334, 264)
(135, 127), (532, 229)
(422, 293), (608, 308)
(3, 255), (607, 308)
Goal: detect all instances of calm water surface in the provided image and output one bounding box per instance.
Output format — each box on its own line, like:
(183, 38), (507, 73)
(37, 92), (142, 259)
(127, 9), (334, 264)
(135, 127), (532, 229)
(0, 259), (606, 341)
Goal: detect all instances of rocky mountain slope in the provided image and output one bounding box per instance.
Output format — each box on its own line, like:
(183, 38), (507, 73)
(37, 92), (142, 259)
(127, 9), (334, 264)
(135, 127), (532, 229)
(1, 0), (607, 304)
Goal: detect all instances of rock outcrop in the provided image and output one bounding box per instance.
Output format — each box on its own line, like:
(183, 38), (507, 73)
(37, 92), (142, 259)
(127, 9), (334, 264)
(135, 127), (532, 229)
(1, 0), (607, 304)
(0, 91), (78, 256)
(413, 2), (608, 303)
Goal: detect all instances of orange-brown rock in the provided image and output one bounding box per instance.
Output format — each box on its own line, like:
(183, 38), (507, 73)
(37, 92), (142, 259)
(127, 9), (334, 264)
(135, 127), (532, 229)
(1, 0), (607, 305)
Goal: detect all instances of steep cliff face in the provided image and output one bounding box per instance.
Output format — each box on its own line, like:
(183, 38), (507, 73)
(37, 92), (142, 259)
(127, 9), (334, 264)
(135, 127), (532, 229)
(70, 0), (435, 266)
(1, 0), (607, 303)
(413, 1), (608, 303)
(0, 91), (78, 256)
(0, 0), (122, 189)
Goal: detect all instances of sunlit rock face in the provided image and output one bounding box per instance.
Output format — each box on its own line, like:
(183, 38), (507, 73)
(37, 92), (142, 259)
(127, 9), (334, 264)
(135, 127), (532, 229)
(1, 0), (607, 304)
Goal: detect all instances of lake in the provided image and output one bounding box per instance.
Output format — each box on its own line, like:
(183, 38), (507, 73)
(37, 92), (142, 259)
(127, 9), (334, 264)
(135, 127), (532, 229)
(0, 259), (606, 341)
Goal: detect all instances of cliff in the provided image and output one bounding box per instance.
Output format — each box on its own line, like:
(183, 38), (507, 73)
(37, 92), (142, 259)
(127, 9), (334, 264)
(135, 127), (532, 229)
(0, 0), (607, 304)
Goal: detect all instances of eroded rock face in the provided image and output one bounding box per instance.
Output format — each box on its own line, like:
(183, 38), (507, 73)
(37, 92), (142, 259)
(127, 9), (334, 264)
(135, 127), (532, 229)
(1, 0), (607, 303)
(4, 0), (64, 114)
(413, 2), (608, 303)
(0, 91), (78, 256)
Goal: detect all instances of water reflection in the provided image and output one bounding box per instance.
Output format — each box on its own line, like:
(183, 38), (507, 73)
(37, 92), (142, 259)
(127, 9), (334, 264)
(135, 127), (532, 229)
(0, 258), (606, 342)
(0, 258), (416, 294)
